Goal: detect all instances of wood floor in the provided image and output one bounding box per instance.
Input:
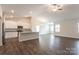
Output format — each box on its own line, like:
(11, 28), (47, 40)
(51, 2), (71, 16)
(0, 34), (79, 55)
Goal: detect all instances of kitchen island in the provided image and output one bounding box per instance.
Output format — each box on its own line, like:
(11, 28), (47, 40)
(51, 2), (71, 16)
(19, 32), (39, 42)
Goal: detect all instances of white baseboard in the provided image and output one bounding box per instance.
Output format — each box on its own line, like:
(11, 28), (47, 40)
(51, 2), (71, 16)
(55, 34), (79, 39)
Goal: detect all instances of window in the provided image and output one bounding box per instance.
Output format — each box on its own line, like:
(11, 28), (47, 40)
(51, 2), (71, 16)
(55, 24), (60, 32)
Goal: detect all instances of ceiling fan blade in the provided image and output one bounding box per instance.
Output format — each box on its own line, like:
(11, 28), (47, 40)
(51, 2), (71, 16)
(58, 8), (63, 10)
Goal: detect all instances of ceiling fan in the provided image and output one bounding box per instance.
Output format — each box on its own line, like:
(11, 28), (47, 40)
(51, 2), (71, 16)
(47, 4), (63, 12)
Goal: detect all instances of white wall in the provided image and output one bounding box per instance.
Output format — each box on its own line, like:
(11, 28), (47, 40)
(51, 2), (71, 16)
(31, 17), (50, 34)
(31, 18), (42, 32)
(31, 17), (79, 38)
(55, 19), (79, 38)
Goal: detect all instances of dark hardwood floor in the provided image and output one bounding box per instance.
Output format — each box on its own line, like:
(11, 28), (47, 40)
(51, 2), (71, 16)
(0, 34), (79, 55)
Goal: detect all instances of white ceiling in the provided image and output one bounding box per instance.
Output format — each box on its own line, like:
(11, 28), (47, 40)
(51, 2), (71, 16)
(1, 4), (79, 22)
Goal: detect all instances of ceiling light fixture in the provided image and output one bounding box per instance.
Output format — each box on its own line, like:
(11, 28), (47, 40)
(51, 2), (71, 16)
(47, 4), (63, 12)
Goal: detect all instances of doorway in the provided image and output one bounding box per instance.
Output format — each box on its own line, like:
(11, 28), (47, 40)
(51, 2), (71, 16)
(35, 23), (55, 35)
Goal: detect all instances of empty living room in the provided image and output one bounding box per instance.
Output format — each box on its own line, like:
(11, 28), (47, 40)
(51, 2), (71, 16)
(0, 4), (79, 55)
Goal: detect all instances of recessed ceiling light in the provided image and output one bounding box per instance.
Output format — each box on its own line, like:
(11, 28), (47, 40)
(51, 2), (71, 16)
(11, 10), (14, 13)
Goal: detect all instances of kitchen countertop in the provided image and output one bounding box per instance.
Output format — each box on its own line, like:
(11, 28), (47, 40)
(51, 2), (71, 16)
(20, 32), (39, 34)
